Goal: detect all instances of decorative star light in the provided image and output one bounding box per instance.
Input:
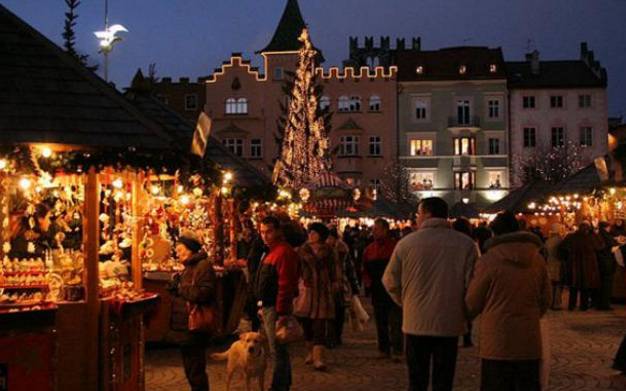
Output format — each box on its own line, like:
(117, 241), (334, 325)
(94, 24), (128, 52)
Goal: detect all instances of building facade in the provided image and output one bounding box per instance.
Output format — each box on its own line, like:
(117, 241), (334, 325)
(507, 43), (608, 187)
(151, 77), (206, 123)
(198, 0), (398, 195)
(145, 0), (610, 206)
(396, 47), (509, 207)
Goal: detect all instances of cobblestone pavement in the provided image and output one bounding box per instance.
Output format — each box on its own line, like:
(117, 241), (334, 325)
(146, 304), (626, 391)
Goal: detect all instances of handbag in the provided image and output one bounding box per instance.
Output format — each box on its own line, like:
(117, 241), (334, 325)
(275, 315), (304, 344)
(188, 303), (219, 333)
(292, 278), (312, 318)
(186, 263), (221, 334)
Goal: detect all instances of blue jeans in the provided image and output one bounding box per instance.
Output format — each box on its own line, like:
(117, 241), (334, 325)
(262, 307), (292, 391)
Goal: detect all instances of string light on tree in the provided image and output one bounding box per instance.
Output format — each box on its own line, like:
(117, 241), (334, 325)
(272, 28), (331, 190)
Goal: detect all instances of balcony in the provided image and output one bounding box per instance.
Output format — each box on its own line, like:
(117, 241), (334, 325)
(453, 155), (478, 168)
(447, 116), (481, 129)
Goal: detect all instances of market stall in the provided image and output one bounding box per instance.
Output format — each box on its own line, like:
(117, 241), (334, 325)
(123, 82), (274, 343)
(485, 163), (626, 300)
(0, 5), (203, 389)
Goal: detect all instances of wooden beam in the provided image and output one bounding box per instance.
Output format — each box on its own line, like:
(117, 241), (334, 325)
(131, 171), (145, 290)
(83, 167), (100, 389)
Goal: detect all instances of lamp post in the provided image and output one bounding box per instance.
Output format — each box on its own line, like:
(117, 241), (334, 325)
(94, 0), (127, 82)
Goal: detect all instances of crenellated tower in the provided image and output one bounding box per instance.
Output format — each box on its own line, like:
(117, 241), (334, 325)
(343, 36), (421, 68)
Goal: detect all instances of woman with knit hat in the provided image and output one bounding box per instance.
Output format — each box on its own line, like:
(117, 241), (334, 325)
(169, 231), (217, 391)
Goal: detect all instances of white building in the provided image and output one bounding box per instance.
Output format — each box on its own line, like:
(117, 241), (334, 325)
(507, 43), (608, 187)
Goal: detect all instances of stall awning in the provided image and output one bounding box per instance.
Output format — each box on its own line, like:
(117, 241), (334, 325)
(483, 180), (554, 214)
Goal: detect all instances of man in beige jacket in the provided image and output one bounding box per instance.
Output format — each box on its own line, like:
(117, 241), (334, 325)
(383, 197), (479, 391)
(465, 211), (551, 391)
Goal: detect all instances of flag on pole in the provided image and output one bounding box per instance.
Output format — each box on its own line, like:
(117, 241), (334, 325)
(191, 112), (212, 157)
(594, 157), (609, 182)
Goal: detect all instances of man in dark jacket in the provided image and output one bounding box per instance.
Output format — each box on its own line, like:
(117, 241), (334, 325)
(596, 222), (618, 310)
(256, 216), (300, 391)
(559, 222), (602, 310)
(170, 233), (216, 391)
(363, 218), (402, 361)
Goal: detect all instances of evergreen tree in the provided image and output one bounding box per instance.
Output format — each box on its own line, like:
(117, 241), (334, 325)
(272, 28), (331, 189)
(62, 0), (98, 71)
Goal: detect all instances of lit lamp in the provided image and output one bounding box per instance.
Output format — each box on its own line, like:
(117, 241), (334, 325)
(112, 178), (123, 189)
(19, 177), (31, 191)
(299, 188), (310, 202)
(94, 1), (128, 82)
(40, 147), (52, 158)
(0, 159), (7, 170)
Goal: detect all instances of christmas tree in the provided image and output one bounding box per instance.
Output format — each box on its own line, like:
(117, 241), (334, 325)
(272, 28), (331, 190)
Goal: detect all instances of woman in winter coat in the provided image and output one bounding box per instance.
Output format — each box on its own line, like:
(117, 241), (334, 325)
(169, 233), (217, 391)
(326, 227), (360, 347)
(466, 211), (551, 391)
(544, 223), (565, 309)
(294, 222), (337, 371)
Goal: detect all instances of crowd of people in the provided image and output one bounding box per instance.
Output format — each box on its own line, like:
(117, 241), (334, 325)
(167, 197), (626, 391)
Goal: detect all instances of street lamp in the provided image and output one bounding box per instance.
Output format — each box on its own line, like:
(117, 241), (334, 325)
(94, 0), (127, 82)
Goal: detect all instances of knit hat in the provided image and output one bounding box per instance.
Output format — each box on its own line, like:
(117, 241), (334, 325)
(178, 232), (202, 253)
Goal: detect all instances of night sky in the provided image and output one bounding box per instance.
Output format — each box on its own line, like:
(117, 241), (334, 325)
(3, 0), (625, 117)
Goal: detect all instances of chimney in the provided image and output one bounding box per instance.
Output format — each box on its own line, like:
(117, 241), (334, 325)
(525, 50), (540, 75)
(580, 42), (588, 59)
(381, 36), (390, 50)
(396, 38), (406, 51)
(349, 37), (358, 53)
(412, 37), (421, 51)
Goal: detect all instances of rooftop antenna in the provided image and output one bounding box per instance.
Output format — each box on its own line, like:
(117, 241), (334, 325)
(94, 0), (128, 82)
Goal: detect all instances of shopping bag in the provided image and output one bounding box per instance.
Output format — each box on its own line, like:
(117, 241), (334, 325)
(275, 315), (304, 344)
(350, 295), (369, 332)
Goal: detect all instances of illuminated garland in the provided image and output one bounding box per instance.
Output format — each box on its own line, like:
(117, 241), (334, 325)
(272, 28), (331, 190)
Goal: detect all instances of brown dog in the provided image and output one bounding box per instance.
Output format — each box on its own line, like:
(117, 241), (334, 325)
(211, 331), (267, 391)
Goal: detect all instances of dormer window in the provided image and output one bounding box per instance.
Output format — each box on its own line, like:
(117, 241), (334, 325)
(416, 66), (424, 74)
(490, 64), (497, 73)
(459, 65), (467, 75)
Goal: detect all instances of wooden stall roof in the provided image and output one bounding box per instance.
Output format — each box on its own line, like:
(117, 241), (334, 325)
(0, 5), (174, 150)
(124, 74), (272, 189)
(551, 164), (604, 194)
(484, 180), (553, 214)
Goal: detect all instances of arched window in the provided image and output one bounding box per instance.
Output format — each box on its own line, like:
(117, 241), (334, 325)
(236, 98), (248, 114)
(369, 95), (382, 111)
(349, 96), (361, 112)
(319, 96), (331, 111)
(225, 98), (237, 114)
(338, 96), (350, 112)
